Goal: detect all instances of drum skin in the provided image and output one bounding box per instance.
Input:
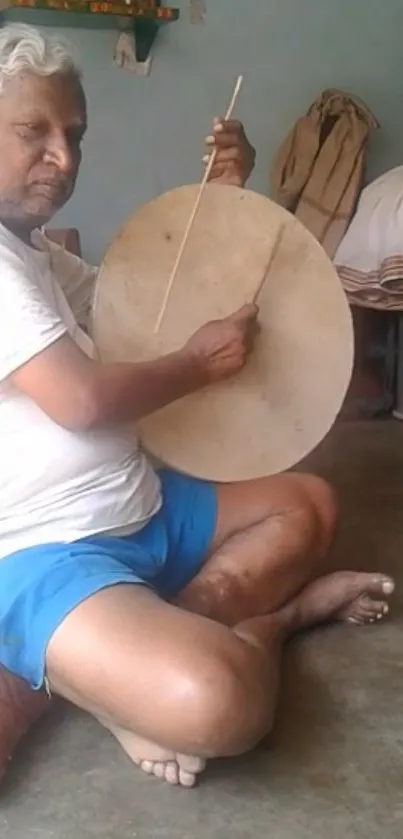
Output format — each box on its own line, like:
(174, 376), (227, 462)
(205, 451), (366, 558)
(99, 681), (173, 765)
(92, 184), (354, 482)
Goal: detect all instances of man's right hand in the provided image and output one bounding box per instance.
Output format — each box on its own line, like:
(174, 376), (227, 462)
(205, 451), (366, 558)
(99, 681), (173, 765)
(10, 303), (259, 432)
(184, 303), (259, 384)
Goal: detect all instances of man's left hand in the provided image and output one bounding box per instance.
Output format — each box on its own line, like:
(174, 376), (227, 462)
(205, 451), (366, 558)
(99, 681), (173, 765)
(204, 119), (256, 188)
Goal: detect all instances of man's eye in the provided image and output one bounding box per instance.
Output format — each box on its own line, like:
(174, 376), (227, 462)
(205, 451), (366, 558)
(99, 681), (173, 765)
(67, 130), (84, 149)
(16, 123), (42, 139)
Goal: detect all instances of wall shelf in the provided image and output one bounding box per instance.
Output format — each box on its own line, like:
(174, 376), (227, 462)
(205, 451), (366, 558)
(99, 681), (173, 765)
(1, 1), (179, 24)
(0, 2), (180, 64)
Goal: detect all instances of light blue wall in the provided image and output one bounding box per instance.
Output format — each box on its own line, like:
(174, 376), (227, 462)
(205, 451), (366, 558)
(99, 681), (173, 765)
(13, 0), (403, 263)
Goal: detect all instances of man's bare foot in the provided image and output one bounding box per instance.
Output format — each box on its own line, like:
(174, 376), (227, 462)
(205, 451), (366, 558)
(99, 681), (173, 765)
(101, 722), (206, 788)
(236, 571), (395, 653)
(0, 668), (50, 781)
(100, 572), (395, 788)
(282, 571), (395, 634)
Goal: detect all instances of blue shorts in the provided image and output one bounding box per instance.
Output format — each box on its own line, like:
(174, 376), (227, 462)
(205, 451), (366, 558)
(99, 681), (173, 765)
(0, 469), (217, 690)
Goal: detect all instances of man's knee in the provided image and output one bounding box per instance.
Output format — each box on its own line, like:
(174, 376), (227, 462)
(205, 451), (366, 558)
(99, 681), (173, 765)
(183, 643), (273, 758)
(292, 474), (337, 550)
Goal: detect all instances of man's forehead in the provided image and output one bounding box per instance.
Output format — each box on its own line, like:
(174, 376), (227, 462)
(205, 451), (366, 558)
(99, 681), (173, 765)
(0, 71), (86, 125)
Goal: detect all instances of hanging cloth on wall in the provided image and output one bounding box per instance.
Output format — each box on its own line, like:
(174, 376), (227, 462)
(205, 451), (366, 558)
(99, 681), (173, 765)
(334, 165), (403, 311)
(270, 89), (379, 258)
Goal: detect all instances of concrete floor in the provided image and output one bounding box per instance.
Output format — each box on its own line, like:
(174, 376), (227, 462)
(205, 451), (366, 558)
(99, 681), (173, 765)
(1, 420), (403, 838)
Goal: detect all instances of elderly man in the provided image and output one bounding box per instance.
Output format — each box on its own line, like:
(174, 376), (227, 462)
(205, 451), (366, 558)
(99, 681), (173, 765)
(0, 23), (393, 789)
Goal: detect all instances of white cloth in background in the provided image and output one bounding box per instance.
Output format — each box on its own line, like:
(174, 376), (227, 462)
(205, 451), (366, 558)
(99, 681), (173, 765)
(335, 165), (403, 311)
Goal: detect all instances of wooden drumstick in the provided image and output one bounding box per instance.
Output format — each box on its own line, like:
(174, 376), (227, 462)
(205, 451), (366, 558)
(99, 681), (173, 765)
(252, 223), (286, 305)
(154, 74), (244, 334)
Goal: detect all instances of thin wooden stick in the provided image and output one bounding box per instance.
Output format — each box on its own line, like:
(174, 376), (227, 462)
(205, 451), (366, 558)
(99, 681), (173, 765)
(253, 223), (286, 305)
(154, 74), (244, 334)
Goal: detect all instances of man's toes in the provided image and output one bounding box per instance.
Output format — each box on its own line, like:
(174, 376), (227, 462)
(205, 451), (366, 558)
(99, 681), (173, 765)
(164, 762), (180, 785)
(178, 768), (198, 788)
(376, 603), (389, 620)
(347, 616), (364, 626)
(347, 595), (390, 626)
(368, 600), (389, 619)
(138, 755), (205, 786)
(370, 575), (395, 596)
(176, 755), (206, 787)
(141, 759), (178, 782)
(140, 760), (155, 775)
(153, 761), (168, 780)
(357, 597), (389, 617)
(177, 754), (206, 775)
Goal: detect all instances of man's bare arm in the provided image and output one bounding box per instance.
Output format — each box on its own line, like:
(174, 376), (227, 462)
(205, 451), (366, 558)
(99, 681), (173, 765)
(11, 304), (258, 431)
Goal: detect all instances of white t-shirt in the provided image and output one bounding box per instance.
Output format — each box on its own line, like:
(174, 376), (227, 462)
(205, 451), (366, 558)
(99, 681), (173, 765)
(0, 223), (161, 559)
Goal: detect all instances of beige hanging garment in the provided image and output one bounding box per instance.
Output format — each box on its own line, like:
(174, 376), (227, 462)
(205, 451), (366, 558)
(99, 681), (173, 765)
(270, 89), (379, 257)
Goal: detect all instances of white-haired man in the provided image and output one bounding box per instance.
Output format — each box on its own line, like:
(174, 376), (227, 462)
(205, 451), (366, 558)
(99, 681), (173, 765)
(0, 23), (393, 789)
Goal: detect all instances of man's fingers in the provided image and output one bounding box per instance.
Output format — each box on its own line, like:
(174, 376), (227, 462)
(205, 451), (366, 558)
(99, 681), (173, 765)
(203, 148), (241, 166)
(205, 119), (244, 146)
(204, 161), (227, 177)
(205, 132), (244, 151)
(206, 169), (244, 187)
(245, 310), (261, 343)
(204, 158), (242, 183)
(230, 303), (259, 324)
(213, 118), (243, 133)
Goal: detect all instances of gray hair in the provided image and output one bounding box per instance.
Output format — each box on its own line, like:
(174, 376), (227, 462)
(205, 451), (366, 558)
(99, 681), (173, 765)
(0, 23), (82, 93)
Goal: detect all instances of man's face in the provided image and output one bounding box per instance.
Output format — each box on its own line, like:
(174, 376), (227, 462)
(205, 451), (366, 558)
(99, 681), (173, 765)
(0, 70), (87, 233)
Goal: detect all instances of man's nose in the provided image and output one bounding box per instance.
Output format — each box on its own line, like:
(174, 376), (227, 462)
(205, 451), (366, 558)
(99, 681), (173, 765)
(43, 134), (75, 174)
